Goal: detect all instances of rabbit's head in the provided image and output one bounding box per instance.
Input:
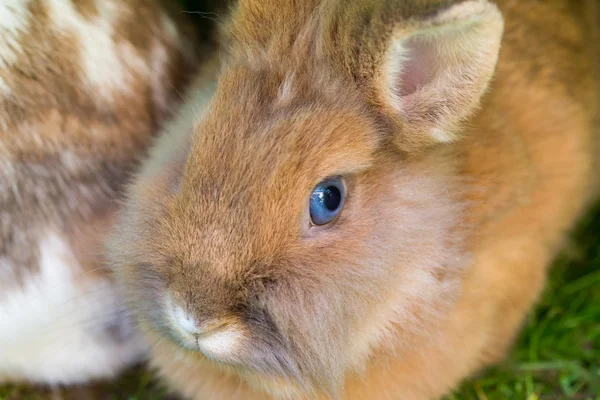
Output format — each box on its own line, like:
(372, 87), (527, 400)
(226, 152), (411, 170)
(110, 0), (504, 395)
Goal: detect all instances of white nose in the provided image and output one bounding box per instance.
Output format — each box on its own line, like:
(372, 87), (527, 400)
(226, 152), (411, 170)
(173, 306), (200, 335)
(169, 300), (242, 359)
(171, 306), (242, 360)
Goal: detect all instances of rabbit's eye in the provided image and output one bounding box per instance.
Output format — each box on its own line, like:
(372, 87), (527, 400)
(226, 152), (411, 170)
(309, 177), (345, 226)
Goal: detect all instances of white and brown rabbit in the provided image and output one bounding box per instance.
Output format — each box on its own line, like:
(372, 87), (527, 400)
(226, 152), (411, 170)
(108, 0), (600, 399)
(0, 0), (204, 386)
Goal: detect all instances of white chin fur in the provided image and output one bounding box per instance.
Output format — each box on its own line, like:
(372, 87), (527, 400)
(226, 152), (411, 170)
(0, 230), (147, 384)
(197, 329), (241, 360)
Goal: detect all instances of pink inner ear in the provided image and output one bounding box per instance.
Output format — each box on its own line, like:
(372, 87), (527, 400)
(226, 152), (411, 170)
(399, 37), (434, 97)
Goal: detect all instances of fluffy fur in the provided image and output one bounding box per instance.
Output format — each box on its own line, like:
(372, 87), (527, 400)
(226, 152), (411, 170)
(0, 0), (202, 385)
(108, 0), (599, 399)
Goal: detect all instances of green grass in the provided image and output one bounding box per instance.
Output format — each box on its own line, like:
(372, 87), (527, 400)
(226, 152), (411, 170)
(448, 204), (600, 400)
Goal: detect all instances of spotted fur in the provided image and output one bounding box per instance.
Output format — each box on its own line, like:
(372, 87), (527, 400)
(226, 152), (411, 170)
(0, 0), (203, 385)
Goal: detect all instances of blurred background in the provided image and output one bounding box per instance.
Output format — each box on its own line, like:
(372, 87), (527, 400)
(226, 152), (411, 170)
(0, 0), (598, 399)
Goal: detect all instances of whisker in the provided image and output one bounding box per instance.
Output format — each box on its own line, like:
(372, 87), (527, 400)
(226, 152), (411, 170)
(150, 336), (166, 353)
(172, 87), (185, 101)
(1, 306), (141, 349)
(181, 10), (223, 23)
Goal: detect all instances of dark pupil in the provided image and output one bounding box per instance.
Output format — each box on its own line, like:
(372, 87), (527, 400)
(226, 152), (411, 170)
(323, 186), (341, 211)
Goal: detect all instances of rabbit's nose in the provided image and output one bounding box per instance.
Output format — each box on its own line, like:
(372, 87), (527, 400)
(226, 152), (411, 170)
(172, 305), (242, 359)
(173, 305), (200, 335)
(173, 305), (229, 336)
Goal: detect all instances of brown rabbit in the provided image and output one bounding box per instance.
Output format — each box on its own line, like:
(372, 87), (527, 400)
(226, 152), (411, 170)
(108, 0), (599, 399)
(0, 0), (204, 386)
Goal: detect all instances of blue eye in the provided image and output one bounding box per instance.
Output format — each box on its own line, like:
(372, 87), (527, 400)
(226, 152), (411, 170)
(309, 177), (345, 226)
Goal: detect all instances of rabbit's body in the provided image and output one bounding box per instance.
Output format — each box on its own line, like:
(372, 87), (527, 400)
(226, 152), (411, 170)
(109, 0), (599, 399)
(0, 0), (199, 385)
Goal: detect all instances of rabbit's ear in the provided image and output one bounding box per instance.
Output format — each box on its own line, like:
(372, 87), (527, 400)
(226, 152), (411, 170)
(331, 0), (504, 151)
(380, 1), (503, 149)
